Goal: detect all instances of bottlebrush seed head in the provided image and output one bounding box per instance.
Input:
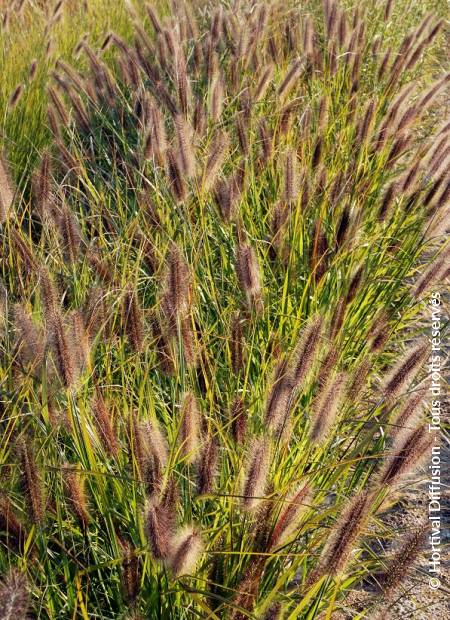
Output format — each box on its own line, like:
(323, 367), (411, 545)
(346, 356), (371, 401)
(283, 149), (299, 204)
(264, 356), (293, 434)
(8, 83), (24, 109)
(376, 523), (428, 600)
(144, 499), (173, 560)
(64, 464), (90, 527)
(162, 242), (190, 324)
(262, 602), (283, 620)
(174, 115), (195, 178)
(47, 308), (77, 390)
(203, 130), (230, 191)
(58, 205), (83, 264)
(236, 114), (249, 156)
(236, 240), (263, 311)
(179, 391), (202, 463)
(214, 177), (234, 223)
(145, 419), (169, 470)
(0, 493), (25, 552)
(382, 342), (428, 402)
(92, 390), (119, 458)
(33, 149), (53, 219)
(167, 149), (187, 203)
(253, 64), (274, 102)
(230, 396), (247, 444)
(291, 315), (323, 391)
(0, 569), (30, 620)
(379, 424), (432, 487)
(310, 372), (345, 443)
(13, 303), (45, 372)
(316, 348), (339, 388)
(17, 437), (45, 525)
(121, 542), (141, 604)
(317, 490), (372, 577)
(242, 438), (271, 512)
(0, 153), (14, 223)
(389, 388), (424, 440)
(170, 526), (203, 577)
(197, 434), (219, 495)
(179, 314), (198, 368)
(122, 286), (144, 352)
(210, 76), (224, 122)
(150, 311), (175, 375)
(278, 58), (303, 98)
(412, 245), (450, 299)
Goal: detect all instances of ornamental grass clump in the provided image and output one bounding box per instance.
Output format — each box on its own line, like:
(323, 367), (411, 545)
(0, 0), (448, 617)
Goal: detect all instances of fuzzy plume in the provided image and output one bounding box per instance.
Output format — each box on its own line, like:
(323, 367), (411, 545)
(390, 388), (424, 439)
(210, 76), (224, 122)
(236, 240), (263, 311)
(291, 315), (323, 391)
(68, 310), (91, 374)
(278, 59), (303, 98)
(214, 174), (241, 223)
(283, 149), (299, 204)
(144, 499), (174, 561)
(316, 347), (339, 389)
(375, 524), (428, 600)
(161, 242), (190, 325)
(197, 434), (219, 495)
(47, 86), (69, 127)
(13, 303), (45, 373)
(83, 286), (108, 341)
(269, 201), (289, 258)
(253, 64), (274, 102)
(0, 153), (14, 222)
(264, 356), (293, 434)
(121, 542), (141, 604)
(203, 131), (229, 190)
(317, 491), (372, 577)
(310, 372), (345, 442)
(179, 314), (198, 368)
(167, 149), (187, 202)
(17, 437), (45, 525)
(132, 416), (169, 496)
(346, 356), (371, 400)
(382, 342), (428, 402)
(8, 83), (24, 109)
(379, 424), (432, 487)
(122, 286), (144, 352)
(0, 493), (25, 552)
(47, 308), (77, 389)
(33, 150), (53, 219)
(256, 120), (272, 167)
(412, 245), (450, 298)
(242, 438), (271, 512)
(92, 389), (119, 458)
(64, 464), (90, 527)
(179, 391), (202, 463)
(230, 397), (247, 444)
(0, 569), (30, 620)
(174, 115), (196, 178)
(39, 267), (58, 314)
(230, 312), (245, 374)
(150, 312), (175, 375)
(170, 526), (203, 577)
